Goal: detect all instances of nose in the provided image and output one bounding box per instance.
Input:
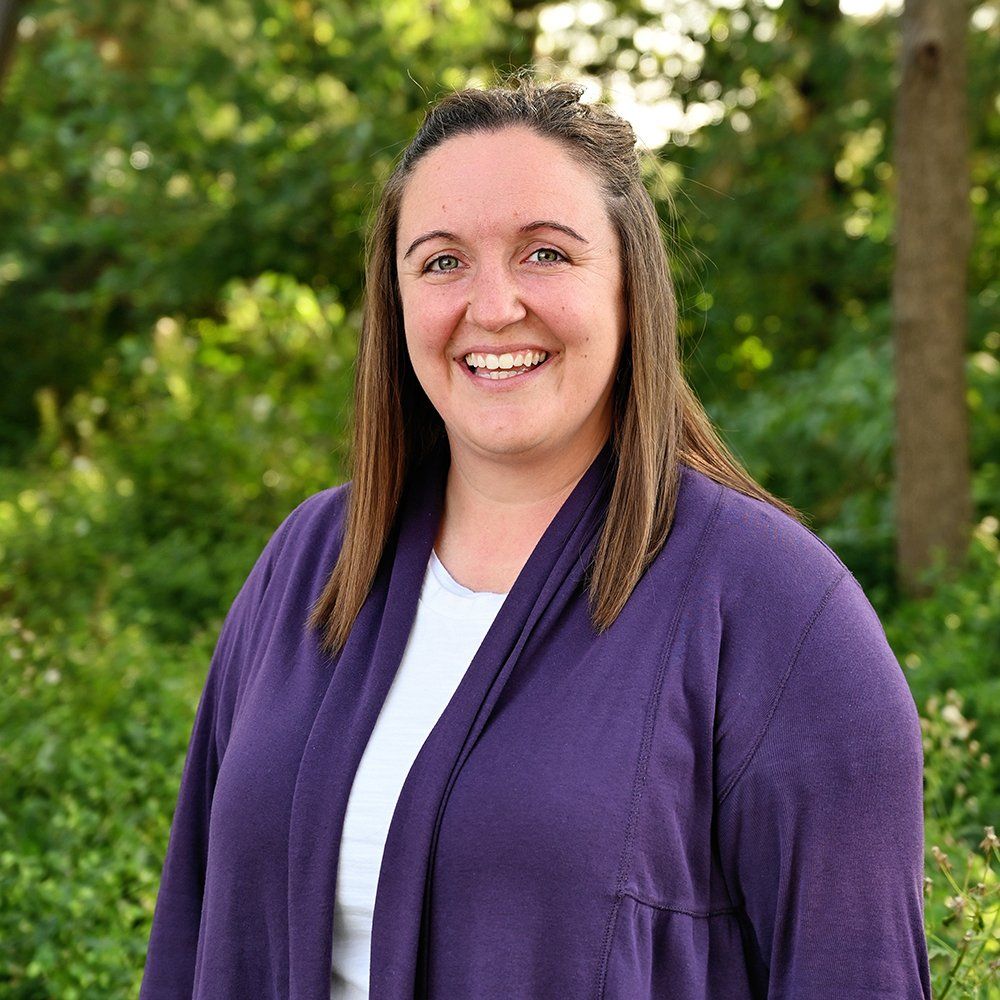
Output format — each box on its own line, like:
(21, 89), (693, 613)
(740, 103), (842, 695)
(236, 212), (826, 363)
(465, 262), (527, 333)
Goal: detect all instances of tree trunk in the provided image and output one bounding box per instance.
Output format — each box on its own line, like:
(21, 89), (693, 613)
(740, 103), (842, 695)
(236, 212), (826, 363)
(891, 0), (973, 595)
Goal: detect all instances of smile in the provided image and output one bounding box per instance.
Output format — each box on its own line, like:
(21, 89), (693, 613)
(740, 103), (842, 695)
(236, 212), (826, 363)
(457, 350), (554, 387)
(464, 350), (548, 376)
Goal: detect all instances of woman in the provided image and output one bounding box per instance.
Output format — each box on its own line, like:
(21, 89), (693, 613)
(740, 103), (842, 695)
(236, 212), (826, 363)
(140, 81), (931, 999)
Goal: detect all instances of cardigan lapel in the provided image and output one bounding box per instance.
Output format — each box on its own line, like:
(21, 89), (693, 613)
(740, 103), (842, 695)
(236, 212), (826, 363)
(286, 439), (449, 999)
(286, 436), (616, 999)
(372, 437), (616, 999)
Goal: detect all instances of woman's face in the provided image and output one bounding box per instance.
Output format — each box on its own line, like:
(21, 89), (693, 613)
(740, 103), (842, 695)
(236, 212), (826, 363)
(396, 125), (627, 472)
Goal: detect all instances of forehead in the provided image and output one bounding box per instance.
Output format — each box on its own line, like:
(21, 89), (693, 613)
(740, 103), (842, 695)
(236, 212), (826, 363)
(397, 127), (610, 248)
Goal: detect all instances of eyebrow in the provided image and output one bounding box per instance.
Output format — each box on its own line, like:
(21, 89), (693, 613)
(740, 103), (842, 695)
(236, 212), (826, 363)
(401, 220), (590, 260)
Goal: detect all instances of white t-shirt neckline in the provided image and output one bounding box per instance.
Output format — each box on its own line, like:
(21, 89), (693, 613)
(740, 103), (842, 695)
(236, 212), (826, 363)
(424, 548), (509, 619)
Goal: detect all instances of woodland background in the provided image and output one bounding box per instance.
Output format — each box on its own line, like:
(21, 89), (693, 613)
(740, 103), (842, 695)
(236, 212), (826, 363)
(0, 0), (998, 995)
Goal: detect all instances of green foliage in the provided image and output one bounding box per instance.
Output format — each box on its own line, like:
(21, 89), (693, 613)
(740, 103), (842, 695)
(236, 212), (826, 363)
(921, 694), (1000, 996)
(923, 827), (1000, 997)
(4, 273), (353, 642)
(0, 614), (213, 999)
(0, 0), (518, 462)
(921, 689), (998, 853)
(890, 533), (1000, 827)
(889, 551), (1000, 997)
(701, 303), (1000, 603)
(706, 330), (899, 589)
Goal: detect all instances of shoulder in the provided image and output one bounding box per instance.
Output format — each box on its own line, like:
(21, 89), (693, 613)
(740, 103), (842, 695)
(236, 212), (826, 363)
(274, 480), (352, 546)
(675, 462), (848, 615)
(207, 481), (351, 694)
(655, 462), (861, 677)
(254, 481), (352, 572)
(197, 482), (352, 751)
(672, 465), (913, 790)
(224, 481), (352, 631)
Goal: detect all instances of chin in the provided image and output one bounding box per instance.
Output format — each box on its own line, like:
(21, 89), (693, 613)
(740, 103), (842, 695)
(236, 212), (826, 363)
(466, 431), (547, 459)
(476, 439), (536, 458)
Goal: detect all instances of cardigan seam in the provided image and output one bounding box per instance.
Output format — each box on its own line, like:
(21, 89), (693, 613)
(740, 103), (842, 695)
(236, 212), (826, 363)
(595, 475), (727, 1000)
(612, 478), (727, 887)
(621, 889), (742, 919)
(716, 568), (850, 806)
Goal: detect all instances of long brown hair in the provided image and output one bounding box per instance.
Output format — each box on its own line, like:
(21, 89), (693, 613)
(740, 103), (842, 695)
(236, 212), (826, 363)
(308, 78), (806, 655)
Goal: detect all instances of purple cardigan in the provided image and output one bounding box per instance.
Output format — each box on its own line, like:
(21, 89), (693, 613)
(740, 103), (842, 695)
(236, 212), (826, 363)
(140, 439), (931, 999)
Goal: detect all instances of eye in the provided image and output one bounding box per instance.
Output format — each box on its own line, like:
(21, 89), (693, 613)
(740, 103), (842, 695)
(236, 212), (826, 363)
(422, 253), (462, 273)
(528, 247), (567, 266)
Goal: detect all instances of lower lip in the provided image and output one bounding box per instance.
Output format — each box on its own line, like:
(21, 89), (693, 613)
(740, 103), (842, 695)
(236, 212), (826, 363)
(456, 354), (555, 390)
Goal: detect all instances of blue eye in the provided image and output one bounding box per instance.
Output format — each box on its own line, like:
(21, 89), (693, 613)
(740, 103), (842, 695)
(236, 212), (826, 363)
(423, 254), (461, 273)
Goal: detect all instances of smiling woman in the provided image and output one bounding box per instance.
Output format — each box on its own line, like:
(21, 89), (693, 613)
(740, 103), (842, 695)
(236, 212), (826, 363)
(139, 79), (931, 1000)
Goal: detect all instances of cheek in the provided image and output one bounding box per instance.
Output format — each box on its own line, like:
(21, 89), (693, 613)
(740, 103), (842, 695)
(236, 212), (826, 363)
(402, 290), (461, 351)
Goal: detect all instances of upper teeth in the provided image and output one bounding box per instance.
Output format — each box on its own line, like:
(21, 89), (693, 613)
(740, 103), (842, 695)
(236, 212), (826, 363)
(463, 351), (548, 370)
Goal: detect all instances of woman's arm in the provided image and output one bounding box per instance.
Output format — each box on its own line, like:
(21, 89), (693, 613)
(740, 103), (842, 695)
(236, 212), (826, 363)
(716, 573), (932, 999)
(138, 515), (292, 999)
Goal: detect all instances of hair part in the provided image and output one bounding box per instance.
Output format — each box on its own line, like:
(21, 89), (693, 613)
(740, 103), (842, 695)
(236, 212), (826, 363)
(308, 78), (806, 656)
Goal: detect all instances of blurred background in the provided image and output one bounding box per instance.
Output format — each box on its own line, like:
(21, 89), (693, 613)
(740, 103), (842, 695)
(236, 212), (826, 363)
(0, 0), (997, 995)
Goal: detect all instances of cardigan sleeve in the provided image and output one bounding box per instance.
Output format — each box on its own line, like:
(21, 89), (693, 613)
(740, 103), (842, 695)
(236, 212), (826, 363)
(715, 572), (932, 999)
(139, 516), (292, 1000)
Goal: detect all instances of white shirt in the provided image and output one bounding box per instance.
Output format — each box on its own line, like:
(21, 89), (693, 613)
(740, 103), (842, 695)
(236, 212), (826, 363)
(330, 549), (508, 999)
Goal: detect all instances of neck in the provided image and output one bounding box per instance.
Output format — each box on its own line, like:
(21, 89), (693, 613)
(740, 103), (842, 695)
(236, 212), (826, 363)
(432, 432), (609, 592)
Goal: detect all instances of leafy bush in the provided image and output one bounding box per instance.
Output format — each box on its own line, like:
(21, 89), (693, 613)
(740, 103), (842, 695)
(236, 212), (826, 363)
(0, 612), (214, 998)
(921, 690), (1000, 996)
(4, 273), (353, 644)
(924, 829), (1000, 997)
(888, 529), (1000, 827)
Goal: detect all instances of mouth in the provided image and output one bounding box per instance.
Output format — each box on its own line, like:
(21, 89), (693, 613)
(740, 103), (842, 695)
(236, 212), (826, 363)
(458, 350), (554, 386)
